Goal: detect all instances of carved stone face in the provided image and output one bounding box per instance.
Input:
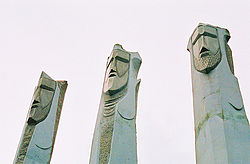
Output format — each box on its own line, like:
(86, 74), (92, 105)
(104, 50), (130, 95)
(191, 25), (221, 73)
(28, 77), (56, 125)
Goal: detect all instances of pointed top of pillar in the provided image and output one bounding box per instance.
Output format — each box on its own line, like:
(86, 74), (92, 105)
(113, 44), (124, 51)
(40, 71), (53, 80)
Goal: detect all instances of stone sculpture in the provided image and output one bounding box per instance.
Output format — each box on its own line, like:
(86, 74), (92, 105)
(187, 23), (250, 164)
(13, 72), (67, 164)
(89, 44), (141, 164)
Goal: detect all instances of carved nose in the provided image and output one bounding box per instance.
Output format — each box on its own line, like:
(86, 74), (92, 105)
(33, 100), (40, 104)
(31, 100), (40, 108)
(199, 47), (209, 57)
(109, 69), (116, 77)
(200, 47), (208, 53)
(110, 69), (116, 73)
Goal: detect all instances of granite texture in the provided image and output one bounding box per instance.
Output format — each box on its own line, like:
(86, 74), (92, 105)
(187, 23), (250, 164)
(89, 44), (141, 164)
(13, 72), (67, 164)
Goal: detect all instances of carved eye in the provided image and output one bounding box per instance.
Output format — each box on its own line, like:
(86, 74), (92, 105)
(40, 84), (55, 91)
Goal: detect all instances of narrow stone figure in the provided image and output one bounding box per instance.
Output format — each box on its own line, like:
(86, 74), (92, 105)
(187, 23), (250, 164)
(14, 72), (67, 164)
(89, 44), (142, 164)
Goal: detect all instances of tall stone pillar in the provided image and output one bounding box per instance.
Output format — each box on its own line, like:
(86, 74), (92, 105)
(89, 44), (142, 164)
(13, 72), (67, 164)
(187, 23), (250, 164)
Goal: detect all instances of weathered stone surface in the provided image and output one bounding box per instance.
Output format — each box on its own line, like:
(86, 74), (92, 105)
(187, 23), (250, 164)
(13, 72), (67, 164)
(89, 44), (141, 164)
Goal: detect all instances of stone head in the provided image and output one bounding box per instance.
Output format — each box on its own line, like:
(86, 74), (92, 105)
(104, 44), (130, 96)
(188, 23), (222, 74)
(28, 73), (56, 125)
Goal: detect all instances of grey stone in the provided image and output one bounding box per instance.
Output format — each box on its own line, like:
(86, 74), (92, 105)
(187, 23), (250, 164)
(13, 72), (67, 164)
(89, 44), (142, 164)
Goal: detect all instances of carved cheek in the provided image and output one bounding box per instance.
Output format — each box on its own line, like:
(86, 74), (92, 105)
(116, 60), (129, 77)
(104, 66), (111, 82)
(119, 71), (129, 88)
(110, 71), (129, 91)
(104, 61), (114, 81)
(40, 89), (54, 109)
(206, 36), (219, 55)
(192, 39), (202, 58)
(30, 89), (41, 112)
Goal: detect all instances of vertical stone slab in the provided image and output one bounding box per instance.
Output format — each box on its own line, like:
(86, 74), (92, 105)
(89, 44), (142, 164)
(13, 72), (67, 164)
(187, 23), (250, 164)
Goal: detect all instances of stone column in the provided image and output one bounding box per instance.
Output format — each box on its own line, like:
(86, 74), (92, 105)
(13, 72), (67, 164)
(187, 23), (250, 164)
(89, 44), (142, 164)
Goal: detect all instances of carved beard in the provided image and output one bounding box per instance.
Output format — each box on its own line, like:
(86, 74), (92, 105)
(103, 87), (127, 117)
(193, 49), (221, 74)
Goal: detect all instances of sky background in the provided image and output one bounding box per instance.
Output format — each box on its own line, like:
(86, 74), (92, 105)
(0, 0), (250, 163)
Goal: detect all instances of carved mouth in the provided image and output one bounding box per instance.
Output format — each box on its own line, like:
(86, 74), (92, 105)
(109, 73), (116, 78)
(200, 51), (209, 57)
(31, 105), (39, 108)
